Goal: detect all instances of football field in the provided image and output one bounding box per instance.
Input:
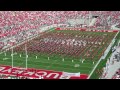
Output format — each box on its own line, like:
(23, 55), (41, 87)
(0, 28), (117, 79)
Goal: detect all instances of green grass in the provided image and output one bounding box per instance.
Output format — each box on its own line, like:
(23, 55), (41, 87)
(0, 29), (118, 78)
(0, 52), (94, 74)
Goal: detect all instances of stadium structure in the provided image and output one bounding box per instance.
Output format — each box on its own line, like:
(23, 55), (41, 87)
(0, 11), (120, 79)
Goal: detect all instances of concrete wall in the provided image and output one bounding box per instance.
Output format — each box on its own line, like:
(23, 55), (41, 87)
(66, 18), (91, 26)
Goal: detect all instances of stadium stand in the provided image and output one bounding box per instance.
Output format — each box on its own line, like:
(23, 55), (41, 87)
(0, 11), (120, 50)
(0, 11), (120, 79)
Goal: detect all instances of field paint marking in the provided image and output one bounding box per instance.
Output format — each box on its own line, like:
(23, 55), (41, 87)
(3, 58), (9, 60)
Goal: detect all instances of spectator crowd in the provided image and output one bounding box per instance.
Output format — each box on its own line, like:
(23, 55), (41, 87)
(0, 11), (120, 50)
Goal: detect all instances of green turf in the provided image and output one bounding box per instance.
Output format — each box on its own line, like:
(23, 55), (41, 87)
(0, 29), (117, 77)
(0, 51), (94, 74)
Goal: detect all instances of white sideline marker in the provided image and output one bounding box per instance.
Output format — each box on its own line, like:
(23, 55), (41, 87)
(72, 60), (74, 62)
(3, 58), (9, 60)
(20, 54), (21, 57)
(62, 58), (64, 62)
(36, 56), (38, 59)
(27, 55), (28, 58)
(82, 59), (85, 63)
(4, 53), (6, 56)
(82, 60), (84, 63)
(11, 54), (13, 56)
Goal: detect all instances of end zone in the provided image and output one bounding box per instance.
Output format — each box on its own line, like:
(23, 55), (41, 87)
(0, 65), (88, 79)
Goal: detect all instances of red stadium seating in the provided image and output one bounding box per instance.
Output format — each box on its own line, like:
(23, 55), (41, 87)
(0, 11), (120, 50)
